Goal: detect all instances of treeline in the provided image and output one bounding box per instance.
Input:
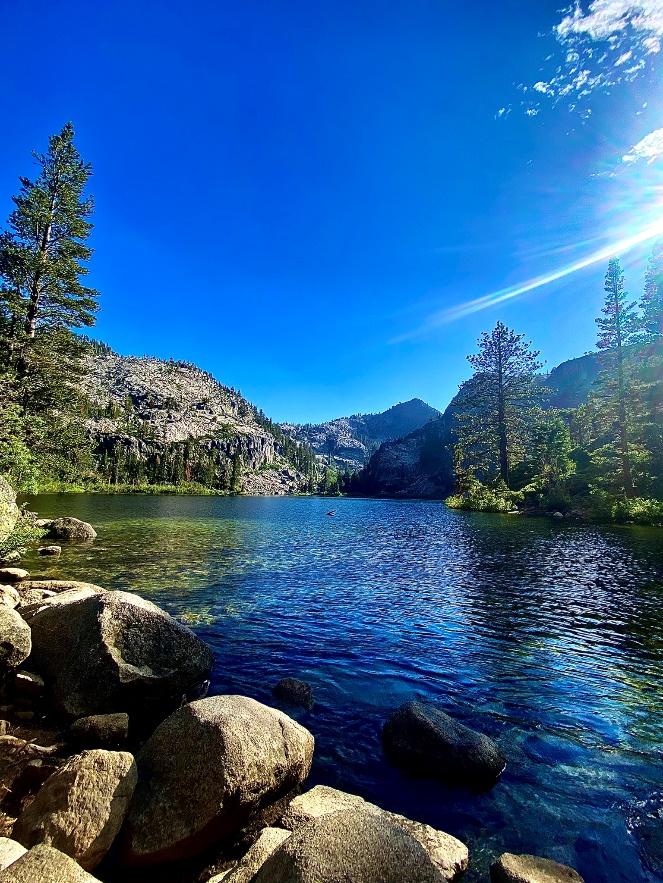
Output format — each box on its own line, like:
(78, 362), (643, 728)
(0, 124), (318, 494)
(447, 250), (663, 523)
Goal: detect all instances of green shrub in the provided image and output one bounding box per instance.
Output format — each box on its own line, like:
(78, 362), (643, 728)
(0, 517), (44, 560)
(611, 497), (663, 526)
(446, 478), (523, 513)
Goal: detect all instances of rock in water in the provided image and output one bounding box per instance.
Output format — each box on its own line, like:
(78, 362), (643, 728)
(272, 678), (314, 709)
(26, 590), (213, 718)
(46, 518), (97, 541)
(253, 807), (444, 883)
(70, 713), (129, 748)
(0, 838), (26, 870)
(490, 853), (584, 883)
(13, 749), (137, 871)
(382, 701), (505, 789)
(280, 785), (468, 881)
(38, 546), (61, 556)
(0, 843), (102, 881)
(123, 695), (314, 865)
(0, 607), (31, 670)
(0, 569), (29, 584)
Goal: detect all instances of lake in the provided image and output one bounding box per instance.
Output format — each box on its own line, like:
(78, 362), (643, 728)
(20, 494), (663, 882)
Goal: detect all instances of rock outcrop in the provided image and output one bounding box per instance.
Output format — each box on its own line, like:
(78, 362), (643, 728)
(253, 807), (445, 883)
(26, 590), (213, 718)
(383, 701), (506, 789)
(282, 399), (441, 470)
(13, 749), (137, 870)
(490, 852), (584, 883)
(123, 695), (314, 864)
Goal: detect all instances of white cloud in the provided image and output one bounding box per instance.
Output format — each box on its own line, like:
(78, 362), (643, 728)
(622, 127), (663, 162)
(517, 0), (663, 111)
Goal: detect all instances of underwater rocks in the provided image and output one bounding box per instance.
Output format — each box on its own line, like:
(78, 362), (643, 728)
(272, 677), (314, 709)
(383, 700), (506, 789)
(490, 852), (585, 883)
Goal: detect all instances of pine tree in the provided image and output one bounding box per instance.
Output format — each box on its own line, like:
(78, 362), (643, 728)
(641, 239), (663, 340)
(594, 258), (641, 496)
(0, 123), (97, 373)
(454, 321), (543, 487)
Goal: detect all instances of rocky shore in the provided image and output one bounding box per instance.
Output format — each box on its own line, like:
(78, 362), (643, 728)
(0, 507), (585, 883)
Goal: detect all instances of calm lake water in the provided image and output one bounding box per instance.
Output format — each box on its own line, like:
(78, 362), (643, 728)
(20, 494), (663, 882)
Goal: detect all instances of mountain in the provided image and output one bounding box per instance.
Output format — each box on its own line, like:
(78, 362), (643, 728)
(356, 351), (602, 498)
(80, 344), (313, 494)
(281, 399), (441, 469)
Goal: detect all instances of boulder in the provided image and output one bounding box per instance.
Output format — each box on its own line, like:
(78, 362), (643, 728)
(0, 553), (21, 567)
(25, 590), (213, 718)
(0, 843), (102, 881)
(20, 587), (103, 621)
(0, 478), (19, 545)
(253, 807), (444, 883)
(280, 785), (467, 880)
(38, 546), (62, 556)
(214, 828), (292, 883)
(0, 586), (20, 609)
(123, 695), (314, 865)
(70, 713), (129, 748)
(0, 569), (29, 585)
(46, 518), (97, 541)
(0, 607), (31, 670)
(35, 519), (54, 529)
(273, 678), (314, 710)
(490, 853), (584, 883)
(13, 749), (137, 871)
(15, 588), (56, 608)
(0, 838), (26, 870)
(22, 580), (105, 595)
(383, 701), (506, 788)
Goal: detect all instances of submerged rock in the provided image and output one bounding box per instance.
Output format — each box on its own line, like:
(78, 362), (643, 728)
(38, 546), (62, 556)
(123, 695), (314, 865)
(280, 785), (468, 881)
(26, 590), (213, 718)
(272, 678), (314, 709)
(21, 580), (105, 595)
(0, 569), (29, 585)
(0, 607), (31, 670)
(70, 712), (129, 748)
(46, 518), (97, 541)
(13, 749), (137, 871)
(382, 701), (506, 789)
(253, 807), (444, 883)
(490, 852), (584, 883)
(0, 843), (102, 881)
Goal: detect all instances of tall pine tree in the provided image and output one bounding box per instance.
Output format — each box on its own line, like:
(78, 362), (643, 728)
(454, 321), (543, 487)
(640, 239), (663, 340)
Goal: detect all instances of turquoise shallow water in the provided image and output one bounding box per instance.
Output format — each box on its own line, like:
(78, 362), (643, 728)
(21, 494), (663, 882)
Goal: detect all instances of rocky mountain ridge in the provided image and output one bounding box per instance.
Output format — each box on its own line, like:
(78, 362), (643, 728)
(282, 398), (441, 469)
(80, 346), (312, 494)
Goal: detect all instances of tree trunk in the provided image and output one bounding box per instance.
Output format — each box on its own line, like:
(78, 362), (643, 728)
(497, 338), (509, 486)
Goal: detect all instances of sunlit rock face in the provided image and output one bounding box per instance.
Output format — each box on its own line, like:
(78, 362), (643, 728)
(282, 398), (442, 470)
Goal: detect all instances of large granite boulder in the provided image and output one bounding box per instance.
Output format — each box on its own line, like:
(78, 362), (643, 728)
(0, 569), (29, 585)
(0, 478), (18, 545)
(253, 807), (444, 882)
(0, 838), (26, 870)
(0, 843), (102, 882)
(20, 580), (105, 595)
(45, 518), (97, 541)
(0, 586), (20, 609)
(280, 785), (467, 881)
(213, 828), (292, 883)
(13, 749), (137, 871)
(490, 853), (584, 883)
(383, 701), (506, 788)
(0, 607), (31, 670)
(26, 590), (213, 718)
(70, 713), (130, 748)
(123, 695), (314, 865)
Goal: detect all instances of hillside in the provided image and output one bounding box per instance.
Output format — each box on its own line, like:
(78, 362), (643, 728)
(282, 398), (441, 469)
(356, 351), (602, 498)
(80, 345), (314, 494)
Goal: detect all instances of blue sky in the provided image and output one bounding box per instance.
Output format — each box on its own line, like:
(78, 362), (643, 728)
(1, 0), (662, 422)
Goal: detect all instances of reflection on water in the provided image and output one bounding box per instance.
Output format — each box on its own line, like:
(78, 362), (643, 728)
(21, 494), (663, 882)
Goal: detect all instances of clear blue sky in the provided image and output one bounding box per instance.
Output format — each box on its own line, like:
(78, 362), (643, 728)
(1, 1), (662, 422)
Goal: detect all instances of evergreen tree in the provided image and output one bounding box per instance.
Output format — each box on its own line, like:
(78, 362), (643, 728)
(454, 321), (544, 487)
(593, 258), (641, 496)
(640, 239), (663, 340)
(0, 123), (97, 372)
(230, 452), (243, 493)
